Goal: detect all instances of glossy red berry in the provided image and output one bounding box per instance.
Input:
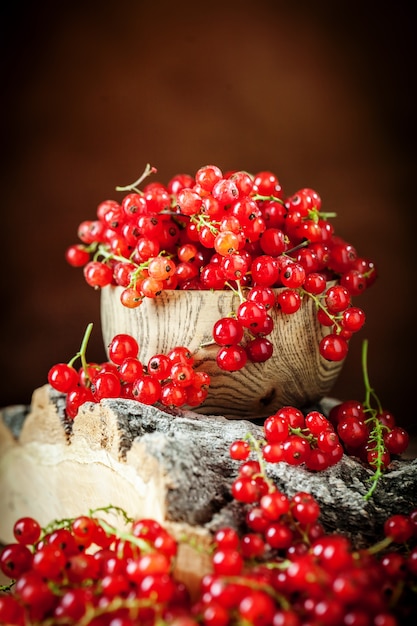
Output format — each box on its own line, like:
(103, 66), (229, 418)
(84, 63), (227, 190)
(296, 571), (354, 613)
(213, 317), (244, 346)
(48, 363), (79, 393)
(13, 517), (42, 546)
(319, 333), (349, 361)
(216, 345), (248, 372)
(107, 333), (139, 364)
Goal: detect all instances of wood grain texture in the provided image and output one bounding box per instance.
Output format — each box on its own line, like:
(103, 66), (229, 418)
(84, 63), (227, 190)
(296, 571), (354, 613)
(101, 286), (344, 418)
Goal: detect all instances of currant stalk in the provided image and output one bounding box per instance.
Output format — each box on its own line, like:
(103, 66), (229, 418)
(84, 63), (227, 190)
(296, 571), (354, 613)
(190, 211), (220, 235)
(300, 288), (344, 333)
(114, 163), (157, 194)
(361, 339), (389, 500)
(252, 193), (285, 204)
(41, 504), (134, 538)
(241, 432), (277, 493)
(67, 322), (94, 386)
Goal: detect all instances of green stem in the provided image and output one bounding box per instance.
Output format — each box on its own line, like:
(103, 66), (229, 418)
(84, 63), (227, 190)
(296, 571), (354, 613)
(284, 240), (309, 256)
(362, 339), (383, 414)
(89, 504), (134, 525)
(252, 193), (285, 204)
(115, 163), (157, 194)
(93, 243), (134, 265)
(222, 574), (291, 609)
(299, 288), (342, 333)
(190, 212), (220, 234)
(366, 535), (393, 555)
(244, 432), (276, 493)
(307, 208), (337, 223)
(362, 339), (371, 407)
(360, 339), (388, 500)
(68, 322), (94, 383)
(97, 519), (155, 553)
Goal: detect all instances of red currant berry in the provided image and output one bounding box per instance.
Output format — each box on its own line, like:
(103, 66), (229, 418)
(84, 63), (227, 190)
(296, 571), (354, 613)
(245, 337), (274, 362)
(230, 440), (251, 461)
(384, 514), (414, 543)
(325, 285), (351, 313)
(276, 289), (302, 314)
(13, 517), (42, 546)
(48, 363), (79, 393)
(108, 333), (139, 364)
(216, 345), (248, 372)
(319, 333), (349, 361)
(383, 426), (409, 455)
(213, 317), (244, 346)
(65, 244), (91, 267)
(83, 260), (113, 287)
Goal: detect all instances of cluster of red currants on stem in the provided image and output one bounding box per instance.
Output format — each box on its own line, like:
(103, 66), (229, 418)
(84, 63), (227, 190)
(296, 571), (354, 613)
(47, 324), (210, 418)
(65, 164), (377, 368)
(1, 485), (416, 625)
(229, 340), (410, 498)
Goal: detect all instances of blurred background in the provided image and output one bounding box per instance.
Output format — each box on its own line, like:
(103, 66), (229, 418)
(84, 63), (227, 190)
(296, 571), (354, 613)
(1, 0), (416, 434)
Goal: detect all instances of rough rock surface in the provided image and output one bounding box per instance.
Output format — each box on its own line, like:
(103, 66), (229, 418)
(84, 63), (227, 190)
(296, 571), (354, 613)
(1, 385), (416, 551)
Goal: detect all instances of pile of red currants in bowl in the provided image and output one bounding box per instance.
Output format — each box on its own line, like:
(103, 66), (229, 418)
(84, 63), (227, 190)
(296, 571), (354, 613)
(65, 164), (376, 369)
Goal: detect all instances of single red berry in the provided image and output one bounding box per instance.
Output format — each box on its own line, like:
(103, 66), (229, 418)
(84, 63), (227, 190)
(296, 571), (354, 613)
(262, 442), (284, 463)
(276, 289), (302, 314)
(260, 490), (290, 520)
(213, 317), (244, 346)
(160, 381), (187, 407)
(263, 414), (289, 443)
(280, 261), (306, 289)
(231, 476), (260, 503)
(324, 285), (351, 313)
(319, 333), (349, 361)
(383, 426), (409, 455)
(238, 590), (276, 626)
(214, 527), (240, 550)
(250, 255), (280, 286)
(311, 534), (354, 572)
(237, 300), (267, 331)
(240, 533), (266, 559)
(212, 548), (243, 576)
(282, 435), (311, 466)
(216, 345), (248, 372)
(265, 522), (294, 550)
(384, 514), (414, 543)
(108, 333), (139, 364)
(337, 416), (369, 448)
(291, 492), (321, 525)
(245, 337), (274, 363)
(303, 272), (327, 295)
(47, 363), (79, 393)
(230, 440), (251, 460)
(168, 346), (194, 365)
(0, 543), (33, 578)
(304, 410), (332, 436)
(65, 244), (91, 267)
(341, 306), (366, 333)
(132, 375), (162, 404)
(91, 370), (121, 400)
(83, 260), (113, 287)
(13, 517), (42, 545)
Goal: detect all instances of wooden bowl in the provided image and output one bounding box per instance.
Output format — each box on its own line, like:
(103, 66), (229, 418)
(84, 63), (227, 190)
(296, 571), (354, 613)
(100, 286), (344, 419)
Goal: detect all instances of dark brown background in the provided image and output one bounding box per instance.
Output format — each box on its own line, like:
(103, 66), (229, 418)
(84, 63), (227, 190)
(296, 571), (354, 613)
(1, 1), (416, 433)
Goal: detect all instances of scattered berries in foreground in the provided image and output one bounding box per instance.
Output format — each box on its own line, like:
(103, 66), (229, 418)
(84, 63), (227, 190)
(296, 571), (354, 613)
(1, 493), (416, 625)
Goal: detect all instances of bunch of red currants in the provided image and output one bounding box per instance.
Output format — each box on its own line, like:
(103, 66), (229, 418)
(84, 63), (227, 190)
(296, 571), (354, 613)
(48, 327), (210, 418)
(1, 487), (416, 625)
(65, 164), (376, 369)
